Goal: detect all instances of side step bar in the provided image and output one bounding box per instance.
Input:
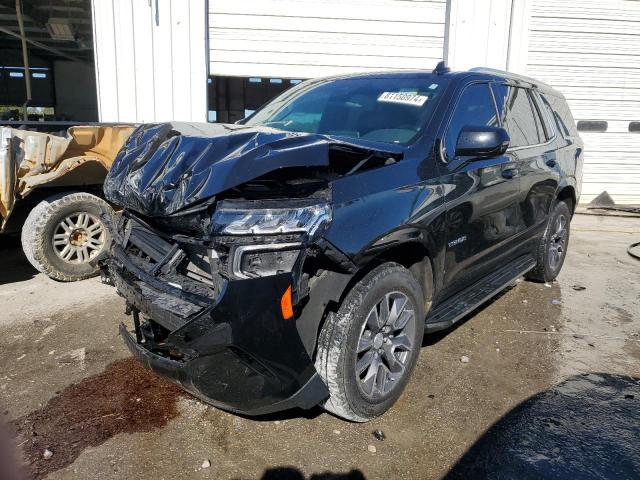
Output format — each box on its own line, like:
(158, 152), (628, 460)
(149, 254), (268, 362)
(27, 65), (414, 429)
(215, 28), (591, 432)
(425, 255), (536, 333)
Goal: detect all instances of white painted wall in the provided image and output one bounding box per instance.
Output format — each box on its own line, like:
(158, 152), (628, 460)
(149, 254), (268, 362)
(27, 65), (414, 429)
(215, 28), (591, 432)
(445, 0), (513, 71)
(447, 0), (640, 204)
(91, 0), (207, 123)
(208, 0), (447, 78)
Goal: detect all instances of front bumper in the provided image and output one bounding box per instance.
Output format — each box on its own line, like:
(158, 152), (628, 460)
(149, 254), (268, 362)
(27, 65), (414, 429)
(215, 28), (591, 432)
(106, 225), (329, 416)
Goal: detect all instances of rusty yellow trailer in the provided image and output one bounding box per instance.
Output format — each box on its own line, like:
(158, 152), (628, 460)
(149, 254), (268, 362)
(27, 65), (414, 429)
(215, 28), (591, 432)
(0, 125), (135, 281)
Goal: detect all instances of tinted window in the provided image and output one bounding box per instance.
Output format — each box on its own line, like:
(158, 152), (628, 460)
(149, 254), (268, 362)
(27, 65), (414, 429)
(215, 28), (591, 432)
(493, 85), (544, 147)
(529, 92), (549, 140)
(444, 83), (499, 158)
(539, 93), (571, 138)
(244, 77), (447, 144)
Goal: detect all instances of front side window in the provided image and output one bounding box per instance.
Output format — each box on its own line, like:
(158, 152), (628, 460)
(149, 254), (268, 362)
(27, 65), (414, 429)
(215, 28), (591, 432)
(444, 83), (499, 158)
(244, 77), (448, 145)
(492, 85), (544, 147)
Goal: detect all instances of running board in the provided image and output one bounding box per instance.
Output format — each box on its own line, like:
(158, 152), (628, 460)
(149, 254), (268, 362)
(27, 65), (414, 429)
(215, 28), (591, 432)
(425, 255), (536, 333)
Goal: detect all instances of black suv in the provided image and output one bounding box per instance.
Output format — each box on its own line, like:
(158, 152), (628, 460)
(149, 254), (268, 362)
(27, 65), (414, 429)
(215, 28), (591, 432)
(100, 65), (583, 421)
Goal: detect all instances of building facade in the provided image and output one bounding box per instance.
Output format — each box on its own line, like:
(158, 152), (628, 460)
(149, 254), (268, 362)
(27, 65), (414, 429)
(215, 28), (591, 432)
(91, 0), (640, 204)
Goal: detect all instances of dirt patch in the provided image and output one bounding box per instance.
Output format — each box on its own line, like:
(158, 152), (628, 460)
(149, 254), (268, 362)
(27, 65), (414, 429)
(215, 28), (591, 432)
(11, 358), (182, 479)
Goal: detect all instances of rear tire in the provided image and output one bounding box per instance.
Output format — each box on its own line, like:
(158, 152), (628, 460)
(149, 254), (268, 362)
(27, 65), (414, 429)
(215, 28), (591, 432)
(526, 199), (571, 283)
(315, 263), (425, 422)
(21, 192), (113, 282)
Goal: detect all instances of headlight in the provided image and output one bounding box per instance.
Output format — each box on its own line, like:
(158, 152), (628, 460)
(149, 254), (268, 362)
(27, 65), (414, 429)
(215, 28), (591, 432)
(232, 243), (300, 279)
(212, 202), (331, 236)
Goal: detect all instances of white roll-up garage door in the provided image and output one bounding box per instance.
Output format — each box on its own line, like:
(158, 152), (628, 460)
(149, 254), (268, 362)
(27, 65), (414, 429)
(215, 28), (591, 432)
(524, 0), (640, 204)
(208, 0), (447, 79)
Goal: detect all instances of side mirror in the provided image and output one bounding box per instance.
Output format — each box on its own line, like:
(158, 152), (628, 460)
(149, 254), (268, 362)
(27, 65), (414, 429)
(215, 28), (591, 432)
(455, 125), (510, 158)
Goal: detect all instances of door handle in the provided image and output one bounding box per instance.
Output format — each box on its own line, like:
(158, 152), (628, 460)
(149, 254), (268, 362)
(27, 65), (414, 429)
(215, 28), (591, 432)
(502, 168), (519, 179)
(545, 158), (557, 168)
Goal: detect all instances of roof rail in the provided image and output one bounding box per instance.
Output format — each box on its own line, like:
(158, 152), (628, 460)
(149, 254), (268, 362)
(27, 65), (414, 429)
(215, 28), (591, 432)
(468, 67), (554, 90)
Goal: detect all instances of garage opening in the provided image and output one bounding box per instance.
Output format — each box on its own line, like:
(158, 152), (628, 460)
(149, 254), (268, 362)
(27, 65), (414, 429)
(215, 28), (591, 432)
(208, 75), (304, 124)
(0, 0), (97, 125)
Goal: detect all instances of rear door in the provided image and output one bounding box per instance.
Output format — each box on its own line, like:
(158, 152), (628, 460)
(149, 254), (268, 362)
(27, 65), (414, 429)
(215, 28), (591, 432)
(436, 81), (524, 302)
(492, 84), (560, 254)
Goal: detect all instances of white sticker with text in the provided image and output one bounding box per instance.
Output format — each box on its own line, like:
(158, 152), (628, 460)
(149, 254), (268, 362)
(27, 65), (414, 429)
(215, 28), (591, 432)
(377, 92), (428, 107)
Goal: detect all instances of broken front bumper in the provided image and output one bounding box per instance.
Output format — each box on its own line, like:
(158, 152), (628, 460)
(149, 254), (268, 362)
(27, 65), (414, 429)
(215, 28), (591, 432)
(105, 222), (329, 416)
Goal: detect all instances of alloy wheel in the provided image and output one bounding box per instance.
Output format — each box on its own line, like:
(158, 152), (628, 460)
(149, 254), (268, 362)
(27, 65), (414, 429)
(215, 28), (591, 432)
(355, 291), (416, 400)
(549, 213), (568, 270)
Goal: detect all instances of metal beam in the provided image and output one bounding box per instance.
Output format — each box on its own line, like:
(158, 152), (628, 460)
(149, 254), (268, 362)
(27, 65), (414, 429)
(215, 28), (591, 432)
(15, 0), (30, 119)
(0, 25), (84, 62)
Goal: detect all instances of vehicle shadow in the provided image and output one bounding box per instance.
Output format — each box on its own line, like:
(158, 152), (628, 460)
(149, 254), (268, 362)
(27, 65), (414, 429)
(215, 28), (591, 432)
(444, 372), (640, 479)
(0, 234), (38, 284)
(234, 405), (325, 423)
(236, 467), (366, 480)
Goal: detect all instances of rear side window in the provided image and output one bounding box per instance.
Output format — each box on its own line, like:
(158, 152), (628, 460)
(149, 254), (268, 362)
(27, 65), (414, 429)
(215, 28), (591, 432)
(492, 85), (545, 148)
(529, 92), (550, 141)
(444, 83), (499, 158)
(539, 93), (578, 138)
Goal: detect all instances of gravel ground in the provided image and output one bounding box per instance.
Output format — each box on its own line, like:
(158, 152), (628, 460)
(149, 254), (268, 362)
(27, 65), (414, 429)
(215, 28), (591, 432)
(0, 213), (638, 480)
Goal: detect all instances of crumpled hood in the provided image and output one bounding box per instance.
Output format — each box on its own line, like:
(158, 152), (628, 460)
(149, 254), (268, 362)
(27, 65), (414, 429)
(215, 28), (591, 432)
(104, 122), (403, 217)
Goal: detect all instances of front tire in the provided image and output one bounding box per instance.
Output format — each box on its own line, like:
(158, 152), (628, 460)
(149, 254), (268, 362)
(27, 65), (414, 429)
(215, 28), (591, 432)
(526, 199), (571, 283)
(315, 263), (425, 422)
(21, 192), (113, 282)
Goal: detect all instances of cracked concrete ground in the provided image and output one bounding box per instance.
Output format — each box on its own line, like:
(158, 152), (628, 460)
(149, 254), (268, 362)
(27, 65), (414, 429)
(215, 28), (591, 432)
(0, 213), (638, 480)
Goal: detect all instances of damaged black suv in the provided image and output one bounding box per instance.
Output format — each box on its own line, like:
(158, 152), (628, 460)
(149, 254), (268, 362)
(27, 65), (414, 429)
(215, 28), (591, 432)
(100, 65), (583, 421)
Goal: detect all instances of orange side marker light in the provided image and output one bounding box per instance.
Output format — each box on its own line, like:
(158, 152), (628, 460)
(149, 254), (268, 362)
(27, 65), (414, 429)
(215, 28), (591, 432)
(281, 285), (294, 320)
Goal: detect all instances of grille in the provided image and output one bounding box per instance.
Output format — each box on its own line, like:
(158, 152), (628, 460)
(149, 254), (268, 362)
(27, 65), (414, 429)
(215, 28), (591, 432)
(119, 216), (224, 301)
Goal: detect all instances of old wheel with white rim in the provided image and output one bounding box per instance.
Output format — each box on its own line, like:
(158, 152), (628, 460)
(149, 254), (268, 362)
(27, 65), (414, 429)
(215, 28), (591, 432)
(315, 262), (426, 422)
(52, 212), (106, 264)
(21, 192), (114, 282)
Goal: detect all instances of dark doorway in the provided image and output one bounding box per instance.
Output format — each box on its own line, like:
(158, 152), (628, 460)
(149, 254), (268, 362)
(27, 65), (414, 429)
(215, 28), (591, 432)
(208, 75), (304, 124)
(0, 0), (98, 122)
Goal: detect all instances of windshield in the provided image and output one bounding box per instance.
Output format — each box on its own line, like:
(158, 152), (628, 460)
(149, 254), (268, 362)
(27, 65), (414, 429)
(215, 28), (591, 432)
(244, 76), (448, 145)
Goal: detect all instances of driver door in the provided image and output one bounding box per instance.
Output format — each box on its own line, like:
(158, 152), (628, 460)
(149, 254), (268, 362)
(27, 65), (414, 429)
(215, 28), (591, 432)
(436, 82), (524, 302)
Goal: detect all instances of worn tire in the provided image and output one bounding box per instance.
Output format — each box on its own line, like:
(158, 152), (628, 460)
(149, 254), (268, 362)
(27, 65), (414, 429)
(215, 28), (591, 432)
(525, 199), (571, 283)
(315, 263), (425, 422)
(21, 192), (113, 282)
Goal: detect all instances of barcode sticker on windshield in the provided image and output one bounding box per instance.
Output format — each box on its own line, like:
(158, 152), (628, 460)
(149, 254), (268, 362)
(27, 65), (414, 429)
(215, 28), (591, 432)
(378, 92), (428, 107)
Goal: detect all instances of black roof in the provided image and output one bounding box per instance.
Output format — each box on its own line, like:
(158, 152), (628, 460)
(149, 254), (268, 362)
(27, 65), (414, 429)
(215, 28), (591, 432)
(316, 66), (564, 98)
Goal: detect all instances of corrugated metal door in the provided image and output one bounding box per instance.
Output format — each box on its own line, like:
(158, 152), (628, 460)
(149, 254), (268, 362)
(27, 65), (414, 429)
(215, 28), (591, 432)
(208, 0), (447, 78)
(524, 0), (640, 204)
